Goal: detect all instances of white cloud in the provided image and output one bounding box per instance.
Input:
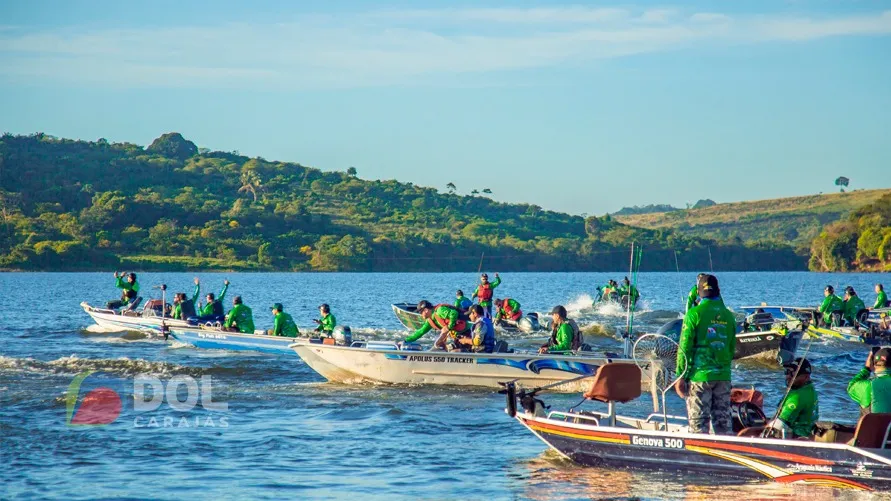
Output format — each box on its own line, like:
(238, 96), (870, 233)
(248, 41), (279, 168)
(0, 7), (889, 89)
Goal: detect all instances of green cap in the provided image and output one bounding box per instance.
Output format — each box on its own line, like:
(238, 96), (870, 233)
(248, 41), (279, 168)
(271, 303), (283, 311)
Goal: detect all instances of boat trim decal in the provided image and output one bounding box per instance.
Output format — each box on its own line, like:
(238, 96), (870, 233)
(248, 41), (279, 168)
(684, 438), (835, 466)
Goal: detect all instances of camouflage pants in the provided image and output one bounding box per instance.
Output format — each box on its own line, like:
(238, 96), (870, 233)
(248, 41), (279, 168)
(686, 380), (732, 435)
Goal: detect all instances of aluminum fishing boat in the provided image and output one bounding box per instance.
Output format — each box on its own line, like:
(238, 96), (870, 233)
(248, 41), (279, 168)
(290, 340), (652, 392)
(81, 301), (189, 334)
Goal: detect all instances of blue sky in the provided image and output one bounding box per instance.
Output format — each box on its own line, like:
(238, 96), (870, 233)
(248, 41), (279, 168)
(1, 1), (889, 215)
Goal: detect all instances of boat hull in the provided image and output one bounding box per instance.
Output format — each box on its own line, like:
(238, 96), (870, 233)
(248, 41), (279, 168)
(167, 327), (297, 354)
(518, 413), (891, 491)
(81, 302), (188, 334)
(291, 342), (652, 391)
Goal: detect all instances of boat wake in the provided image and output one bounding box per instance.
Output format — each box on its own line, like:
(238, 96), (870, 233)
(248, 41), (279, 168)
(0, 354), (262, 377)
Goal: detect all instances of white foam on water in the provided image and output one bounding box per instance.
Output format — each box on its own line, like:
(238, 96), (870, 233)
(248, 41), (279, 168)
(565, 294), (595, 316)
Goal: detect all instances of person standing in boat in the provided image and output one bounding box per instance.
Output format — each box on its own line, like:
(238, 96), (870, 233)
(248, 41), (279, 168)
(223, 295), (254, 333)
(685, 273), (706, 313)
(848, 347), (891, 416)
(107, 271), (141, 309)
(817, 285), (844, 327)
(472, 272), (501, 317)
(457, 304), (495, 353)
(455, 290), (473, 312)
(314, 304), (337, 336)
(619, 277), (640, 308)
(172, 277), (200, 320)
(766, 358), (819, 439)
(843, 287), (866, 326)
(493, 298), (522, 324)
(195, 279), (230, 322)
(873, 284), (889, 310)
(675, 274), (737, 435)
(269, 303), (299, 338)
(404, 300), (469, 349)
(539, 305), (580, 354)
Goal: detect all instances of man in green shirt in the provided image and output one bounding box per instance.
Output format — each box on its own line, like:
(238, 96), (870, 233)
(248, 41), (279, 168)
(223, 295), (254, 333)
(196, 279), (229, 321)
(874, 284), (888, 310)
(107, 271), (141, 309)
(405, 300), (469, 348)
(314, 304), (337, 336)
(675, 274), (736, 434)
(269, 303), (299, 338)
(172, 277), (200, 320)
(843, 287), (866, 326)
(618, 276), (640, 308)
(539, 305), (577, 353)
(817, 285), (844, 327)
(493, 298), (522, 323)
(685, 273), (706, 313)
(766, 358), (819, 438)
(848, 347), (891, 417)
(455, 290), (473, 311)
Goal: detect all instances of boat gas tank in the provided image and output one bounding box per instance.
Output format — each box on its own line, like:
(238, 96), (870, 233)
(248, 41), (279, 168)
(332, 325), (352, 346)
(657, 319), (683, 342)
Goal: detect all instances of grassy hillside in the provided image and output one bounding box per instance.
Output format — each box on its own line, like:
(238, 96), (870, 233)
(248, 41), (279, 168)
(614, 190), (891, 249)
(0, 132), (805, 271)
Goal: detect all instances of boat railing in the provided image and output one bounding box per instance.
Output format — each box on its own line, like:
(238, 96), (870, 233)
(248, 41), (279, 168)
(547, 411), (601, 426)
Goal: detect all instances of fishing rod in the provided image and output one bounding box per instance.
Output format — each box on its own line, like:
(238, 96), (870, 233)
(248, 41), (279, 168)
(477, 252), (485, 274)
(761, 334), (815, 438)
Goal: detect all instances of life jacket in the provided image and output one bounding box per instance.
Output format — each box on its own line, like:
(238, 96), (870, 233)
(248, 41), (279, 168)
(871, 374), (891, 414)
(478, 282), (494, 302)
(429, 304), (468, 333)
(473, 317), (496, 353)
(180, 299), (196, 319)
(501, 298), (521, 320)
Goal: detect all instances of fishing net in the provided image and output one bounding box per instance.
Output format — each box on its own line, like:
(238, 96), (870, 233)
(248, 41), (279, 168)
(633, 333), (687, 427)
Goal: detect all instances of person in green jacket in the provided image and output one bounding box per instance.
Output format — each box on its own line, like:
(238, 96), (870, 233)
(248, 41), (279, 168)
(817, 285), (844, 327)
(675, 274), (736, 435)
(405, 300), (469, 348)
(196, 279), (229, 320)
(539, 305), (577, 353)
(223, 295), (254, 333)
(172, 277), (200, 320)
(685, 273), (706, 313)
(848, 347), (891, 417)
(874, 284), (888, 310)
(618, 276), (640, 308)
(766, 358), (819, 438)
(843, 287), (866, 326)
(314, 304), (337, 336)
(493, 298), (522, 323)
(455, 290), (473, 311)
(269, 303), (299, 338)
(107, 271), (141, 309)
(472, 273), (501, 317)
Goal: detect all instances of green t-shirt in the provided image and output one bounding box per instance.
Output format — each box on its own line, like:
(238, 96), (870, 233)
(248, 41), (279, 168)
(676, 297), (737, 382)
(779, 381), (819, 438)
(875, 290), (888, 310)
(273, 312), (299, 338)
(224, 303), (254, 333)
(848, 368), (891, 413)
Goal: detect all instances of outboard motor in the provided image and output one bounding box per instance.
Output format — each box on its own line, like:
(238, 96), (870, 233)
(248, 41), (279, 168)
(517, 315), (540, 333)
(657, 319), (683, 343)
(332, 325), (352, 346)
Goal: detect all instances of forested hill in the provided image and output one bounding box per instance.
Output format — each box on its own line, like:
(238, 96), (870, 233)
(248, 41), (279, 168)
(0, 132), (804, 271)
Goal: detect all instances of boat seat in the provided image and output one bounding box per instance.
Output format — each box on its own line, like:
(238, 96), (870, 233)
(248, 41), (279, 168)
(851, 413), (891, 449)
(125, 297), (143, 312)
(583, 363), (642, 403)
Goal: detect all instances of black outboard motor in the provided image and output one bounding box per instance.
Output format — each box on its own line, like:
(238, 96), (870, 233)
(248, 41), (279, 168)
(657, 319), (683, 343)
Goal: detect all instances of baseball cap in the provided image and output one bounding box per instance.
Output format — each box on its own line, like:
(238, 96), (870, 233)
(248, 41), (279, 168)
(784, 357), (812, 375)
(271, 303), (283, 311)
(550, 305), (567, 318)
(875, 348), (891, 366)
(697, 274), (720, 299)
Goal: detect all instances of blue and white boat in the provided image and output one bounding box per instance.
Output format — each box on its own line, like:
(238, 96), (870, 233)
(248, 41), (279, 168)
(81, 301), (189, 334)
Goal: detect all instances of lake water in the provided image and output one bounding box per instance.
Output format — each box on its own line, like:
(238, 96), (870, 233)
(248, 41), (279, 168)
(2, 271), (890, 500)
